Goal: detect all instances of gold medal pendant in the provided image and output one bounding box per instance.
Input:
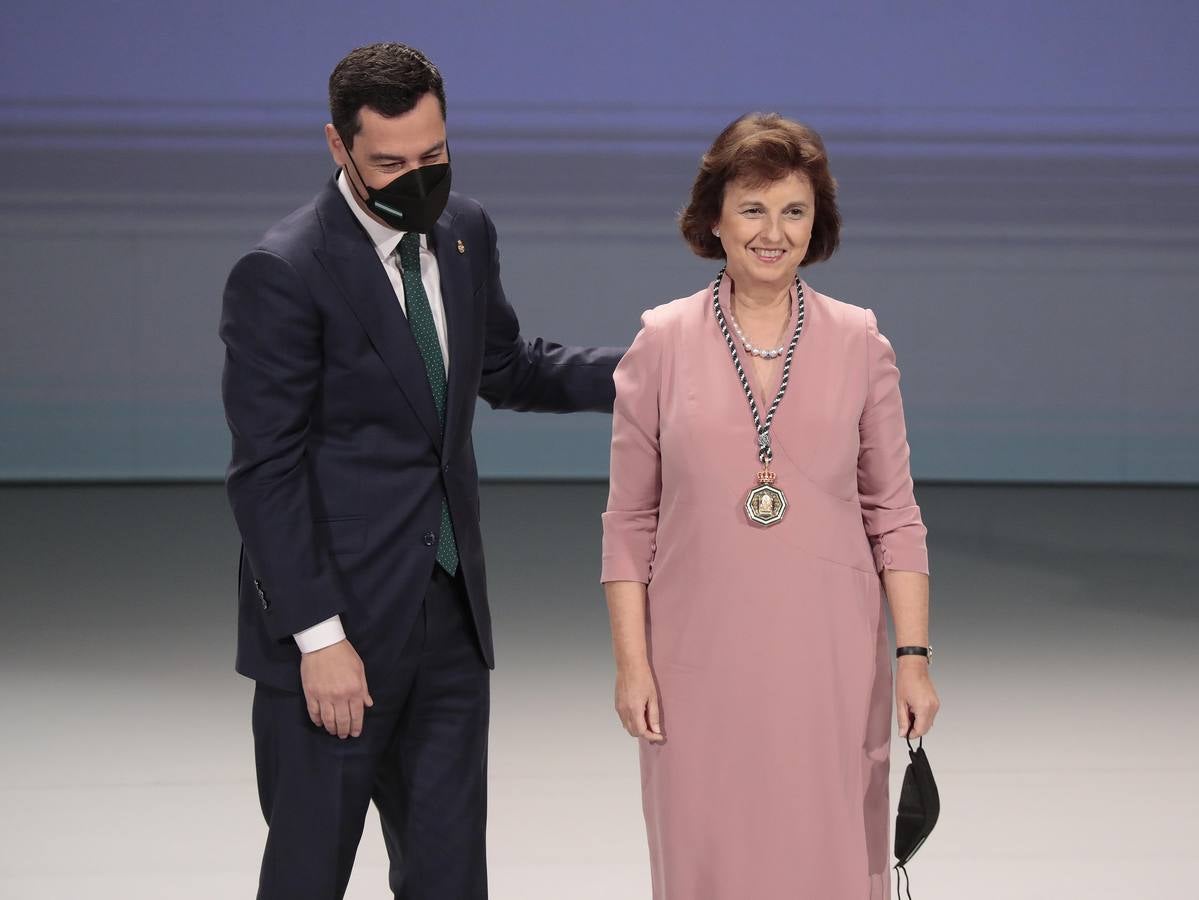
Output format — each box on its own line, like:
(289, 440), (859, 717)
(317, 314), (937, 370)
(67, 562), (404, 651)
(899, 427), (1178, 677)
(745, 467), (787, 527)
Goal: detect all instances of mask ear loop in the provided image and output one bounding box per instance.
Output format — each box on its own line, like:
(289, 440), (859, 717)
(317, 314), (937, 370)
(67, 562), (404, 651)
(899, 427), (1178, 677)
(894, 861), (913, 900)
(895, 734), (921, 899)
(341, 146), (374, 208)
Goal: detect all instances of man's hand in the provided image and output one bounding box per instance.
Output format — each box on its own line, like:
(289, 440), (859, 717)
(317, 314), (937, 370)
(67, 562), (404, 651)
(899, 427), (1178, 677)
(300, 639), (374, 739)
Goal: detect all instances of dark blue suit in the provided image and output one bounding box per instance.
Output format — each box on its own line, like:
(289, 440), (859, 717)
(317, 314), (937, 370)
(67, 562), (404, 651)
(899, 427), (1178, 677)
(220, 176), (620, 899)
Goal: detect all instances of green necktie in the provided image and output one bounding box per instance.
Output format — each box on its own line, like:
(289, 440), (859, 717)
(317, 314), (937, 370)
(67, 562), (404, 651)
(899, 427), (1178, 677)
(397, 233), (459, 576)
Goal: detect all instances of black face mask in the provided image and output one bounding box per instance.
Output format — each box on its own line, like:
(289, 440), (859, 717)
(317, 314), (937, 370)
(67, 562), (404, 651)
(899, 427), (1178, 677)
(893, 735), (940, 900)
(344, 148), (452, 234)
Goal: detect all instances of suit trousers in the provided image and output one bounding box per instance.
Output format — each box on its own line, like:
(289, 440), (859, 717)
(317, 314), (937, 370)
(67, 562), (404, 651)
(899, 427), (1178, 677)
(251, 566), (490, 900)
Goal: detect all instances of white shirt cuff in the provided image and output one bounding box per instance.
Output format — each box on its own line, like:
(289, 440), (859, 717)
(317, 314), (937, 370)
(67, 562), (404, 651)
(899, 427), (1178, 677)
(293, 615), (346, 653)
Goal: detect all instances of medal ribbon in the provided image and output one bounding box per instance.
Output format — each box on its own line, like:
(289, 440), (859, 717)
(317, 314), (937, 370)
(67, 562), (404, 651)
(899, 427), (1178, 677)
(711, 266), (805, 469)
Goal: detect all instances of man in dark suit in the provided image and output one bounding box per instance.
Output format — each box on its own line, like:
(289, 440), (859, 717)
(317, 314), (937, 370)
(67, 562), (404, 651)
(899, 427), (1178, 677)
(219, 43), (621, 900)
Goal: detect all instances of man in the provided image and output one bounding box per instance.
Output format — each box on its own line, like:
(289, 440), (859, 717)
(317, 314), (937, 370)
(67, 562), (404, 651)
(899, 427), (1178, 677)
(220, 43), (621, 900)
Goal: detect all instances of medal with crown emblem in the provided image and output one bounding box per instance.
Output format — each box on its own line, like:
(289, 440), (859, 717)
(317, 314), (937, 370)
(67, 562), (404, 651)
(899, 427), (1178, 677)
(746, 465), (787, 526)
(711, 266), (805, 528)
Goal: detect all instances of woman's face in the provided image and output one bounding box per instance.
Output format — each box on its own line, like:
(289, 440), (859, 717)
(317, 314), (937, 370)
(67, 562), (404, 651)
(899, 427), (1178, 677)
(715, 172), (815, 291)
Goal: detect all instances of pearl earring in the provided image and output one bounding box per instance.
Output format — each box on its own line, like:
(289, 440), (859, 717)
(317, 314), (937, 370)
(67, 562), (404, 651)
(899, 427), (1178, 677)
(713, 228), (721, 237)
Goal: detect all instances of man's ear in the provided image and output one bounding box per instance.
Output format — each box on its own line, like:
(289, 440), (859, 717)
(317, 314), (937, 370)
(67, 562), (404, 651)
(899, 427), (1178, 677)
(325, 124), (346, 167)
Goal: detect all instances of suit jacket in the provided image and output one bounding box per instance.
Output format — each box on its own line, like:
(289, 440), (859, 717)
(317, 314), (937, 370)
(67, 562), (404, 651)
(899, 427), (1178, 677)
(220, 177), (621, 691)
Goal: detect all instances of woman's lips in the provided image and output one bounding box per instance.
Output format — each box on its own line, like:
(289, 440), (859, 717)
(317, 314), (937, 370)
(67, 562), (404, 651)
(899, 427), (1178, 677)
(751, 248), (785, 263)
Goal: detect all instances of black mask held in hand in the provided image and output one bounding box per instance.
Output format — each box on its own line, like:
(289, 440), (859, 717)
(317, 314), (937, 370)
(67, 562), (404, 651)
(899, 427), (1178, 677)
(893, 735), (940, 900)
(344, 149), (452, 234)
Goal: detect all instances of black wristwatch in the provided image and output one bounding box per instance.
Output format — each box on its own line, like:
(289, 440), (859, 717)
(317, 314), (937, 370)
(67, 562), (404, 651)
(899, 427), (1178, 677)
(896, 645), (932, 663)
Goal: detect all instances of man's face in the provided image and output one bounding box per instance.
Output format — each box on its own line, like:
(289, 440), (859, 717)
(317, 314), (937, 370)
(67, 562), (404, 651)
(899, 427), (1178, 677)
(325, 92), (448, 221)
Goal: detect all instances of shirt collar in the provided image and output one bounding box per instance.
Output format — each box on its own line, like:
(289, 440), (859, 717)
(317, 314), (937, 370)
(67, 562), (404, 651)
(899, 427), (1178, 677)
(336, 168), (427, 261)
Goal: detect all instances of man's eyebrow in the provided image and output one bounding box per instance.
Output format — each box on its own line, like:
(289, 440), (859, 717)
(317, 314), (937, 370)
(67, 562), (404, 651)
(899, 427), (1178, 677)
(369, 141), (446, 163)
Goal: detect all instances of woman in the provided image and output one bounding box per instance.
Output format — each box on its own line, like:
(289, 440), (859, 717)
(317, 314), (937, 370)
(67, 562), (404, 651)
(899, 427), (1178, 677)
(601, 113), (941, 899)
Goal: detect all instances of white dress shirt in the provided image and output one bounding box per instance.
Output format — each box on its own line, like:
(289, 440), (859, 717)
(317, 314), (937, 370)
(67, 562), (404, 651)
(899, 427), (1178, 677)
(292, 170), (450, 654)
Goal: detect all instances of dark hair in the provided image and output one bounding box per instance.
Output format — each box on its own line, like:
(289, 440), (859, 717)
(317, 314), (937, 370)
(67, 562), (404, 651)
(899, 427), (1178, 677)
(679, 113), (840, 265)
(329, 43), (447, 149)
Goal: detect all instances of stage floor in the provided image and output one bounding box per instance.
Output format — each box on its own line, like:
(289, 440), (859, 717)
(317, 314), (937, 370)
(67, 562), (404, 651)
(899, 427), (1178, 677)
(0, 482), (1194, 899)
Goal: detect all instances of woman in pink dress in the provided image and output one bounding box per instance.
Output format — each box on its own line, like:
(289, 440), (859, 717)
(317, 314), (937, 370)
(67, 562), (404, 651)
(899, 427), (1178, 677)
(601, 113), (942, 899)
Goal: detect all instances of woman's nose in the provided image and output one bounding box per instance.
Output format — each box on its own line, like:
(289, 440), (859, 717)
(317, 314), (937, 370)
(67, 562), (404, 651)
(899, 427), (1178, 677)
(760, 216), (784, 243)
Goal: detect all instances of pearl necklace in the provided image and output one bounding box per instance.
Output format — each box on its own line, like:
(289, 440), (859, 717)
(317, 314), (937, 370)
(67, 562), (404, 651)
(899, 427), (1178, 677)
(727, 290), (795, 359)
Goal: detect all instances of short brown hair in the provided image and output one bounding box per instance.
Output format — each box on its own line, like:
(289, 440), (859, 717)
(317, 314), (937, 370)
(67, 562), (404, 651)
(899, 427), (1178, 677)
(680, 113), (840, 264)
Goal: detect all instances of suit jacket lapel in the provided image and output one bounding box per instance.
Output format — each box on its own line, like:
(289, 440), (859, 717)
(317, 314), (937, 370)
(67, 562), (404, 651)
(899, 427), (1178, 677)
(433, 210), (473, 458)
(313, 181), (443, 450)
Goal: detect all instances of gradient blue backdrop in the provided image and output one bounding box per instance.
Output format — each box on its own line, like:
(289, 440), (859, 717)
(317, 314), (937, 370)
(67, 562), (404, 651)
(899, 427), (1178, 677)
(2, 0), (1196, 481)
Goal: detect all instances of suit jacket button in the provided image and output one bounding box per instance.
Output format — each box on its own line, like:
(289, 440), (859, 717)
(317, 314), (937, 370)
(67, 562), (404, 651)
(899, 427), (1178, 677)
(423, 532), (436, 546)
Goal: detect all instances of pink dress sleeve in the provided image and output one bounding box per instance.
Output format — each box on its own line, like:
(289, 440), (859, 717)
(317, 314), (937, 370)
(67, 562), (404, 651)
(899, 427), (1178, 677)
(857, 308), (929, 575)
(601, 311), (663, 584)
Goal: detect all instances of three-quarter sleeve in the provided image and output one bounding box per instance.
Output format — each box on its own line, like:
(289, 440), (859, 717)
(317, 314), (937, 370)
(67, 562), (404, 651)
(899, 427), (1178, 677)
(601, 310), (663, 584)
(857, 308), (929, 575)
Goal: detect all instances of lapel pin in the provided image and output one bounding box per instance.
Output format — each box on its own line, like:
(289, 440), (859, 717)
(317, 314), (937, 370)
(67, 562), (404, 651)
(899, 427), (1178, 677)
(456, 239), (466, 255)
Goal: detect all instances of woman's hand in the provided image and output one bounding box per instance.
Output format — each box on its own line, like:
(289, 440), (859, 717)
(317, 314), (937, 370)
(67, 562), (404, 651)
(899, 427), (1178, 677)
(615, 663), (665, 743)
(895, 658), (940, 739)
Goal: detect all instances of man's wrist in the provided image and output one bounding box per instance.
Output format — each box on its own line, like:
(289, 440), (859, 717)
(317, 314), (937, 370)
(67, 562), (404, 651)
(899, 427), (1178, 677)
(294, 615), (347, 653)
